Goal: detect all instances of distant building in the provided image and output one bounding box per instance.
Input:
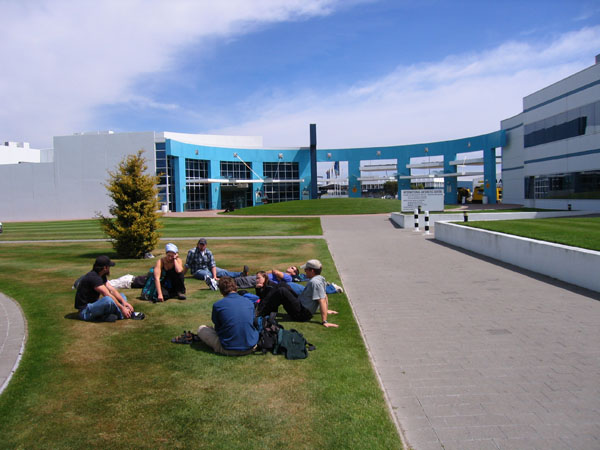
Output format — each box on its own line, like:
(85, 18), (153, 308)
(2, 57), (598, 222)
(501, 57), (600, 210)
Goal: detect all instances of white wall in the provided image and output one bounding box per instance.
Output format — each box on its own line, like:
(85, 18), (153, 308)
(435, 222), (600, 293)
(0, 142), (43, 164)
(0, 132), (157, 221)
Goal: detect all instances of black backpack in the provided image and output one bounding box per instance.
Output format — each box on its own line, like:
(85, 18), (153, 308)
(255, 312), (282, 354)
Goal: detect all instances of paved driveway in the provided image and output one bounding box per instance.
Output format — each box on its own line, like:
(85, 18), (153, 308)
(322, 214), (600, 450)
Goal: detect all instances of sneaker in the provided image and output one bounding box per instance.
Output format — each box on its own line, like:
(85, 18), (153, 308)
(205, 277), (218, 291)
(104, 314), (119, 322)
(331, 282), (344, 293)
(130, 311), (145, 320)
(242, 265), (249, 277)
(177, 292), (187, 300)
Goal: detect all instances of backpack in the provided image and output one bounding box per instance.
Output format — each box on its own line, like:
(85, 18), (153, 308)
(255, 312), (282, 354)
(140, 268), (165, 302)
(276, 329), (315, 360)
(254, 313), (315, 359)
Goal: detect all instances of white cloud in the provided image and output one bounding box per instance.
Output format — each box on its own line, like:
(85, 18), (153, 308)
(210, 26), (600, 149)
(0, 0), (340, 147)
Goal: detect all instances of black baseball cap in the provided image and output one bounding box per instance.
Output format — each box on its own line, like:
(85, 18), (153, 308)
(94, 255), (115, 268)
(197, 238), (207, 245)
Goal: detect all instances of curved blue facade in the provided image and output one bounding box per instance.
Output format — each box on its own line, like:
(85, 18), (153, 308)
(164, 129), (505, 210)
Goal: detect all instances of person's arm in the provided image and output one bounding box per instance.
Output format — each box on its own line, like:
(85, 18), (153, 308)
(173, 253), (184, 273)
(318, 296), (338, 328)
(95, 284), (132, 318)
(154, 259), (165, 302)
(208, 250), (218, 279)
(271, 269), (284, 280)
(182, 249), (192, 276)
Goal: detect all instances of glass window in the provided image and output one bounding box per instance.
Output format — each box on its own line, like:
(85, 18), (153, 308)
(524, 171), (600, 199)
(185, 159), (209, 210)
(263, 162), (300, 203)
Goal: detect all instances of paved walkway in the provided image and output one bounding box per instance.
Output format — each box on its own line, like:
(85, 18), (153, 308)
(322, 214), (600, 450)
(0, 293), (26, 395)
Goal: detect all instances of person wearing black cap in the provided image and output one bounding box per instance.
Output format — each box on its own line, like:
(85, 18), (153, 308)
(75, 255), (144, 322)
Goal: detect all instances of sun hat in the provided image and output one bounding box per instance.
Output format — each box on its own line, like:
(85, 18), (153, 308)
(301, 259), (322, 270)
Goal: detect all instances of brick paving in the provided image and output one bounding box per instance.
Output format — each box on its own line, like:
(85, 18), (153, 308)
(322, 214), (600, 450)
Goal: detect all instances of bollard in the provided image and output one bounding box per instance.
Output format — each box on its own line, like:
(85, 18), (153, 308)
(424, 211), (430, 235)
(413, 208), (420, 232)
(463, 211), (468, 223)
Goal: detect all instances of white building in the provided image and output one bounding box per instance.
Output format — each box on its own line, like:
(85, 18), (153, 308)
(501, 57), (600, 210)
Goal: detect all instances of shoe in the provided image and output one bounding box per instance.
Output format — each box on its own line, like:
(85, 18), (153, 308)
(104, 314), (118, 322)
(130, 311), (145, 320)
(331, 282), (344, 293)
(242, 265), (249, 276)
(205, 277), (218, 291)
(177, 292), (186, 300)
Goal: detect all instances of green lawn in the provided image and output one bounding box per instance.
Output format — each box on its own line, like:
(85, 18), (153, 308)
(0, 217), (322, 241)
(0, 235), (401, 448)
(461, 216), (600, 251)
(225, 198), (403, 215)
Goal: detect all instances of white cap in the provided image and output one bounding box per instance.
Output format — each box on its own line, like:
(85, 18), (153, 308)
(165, 243), (178, 253)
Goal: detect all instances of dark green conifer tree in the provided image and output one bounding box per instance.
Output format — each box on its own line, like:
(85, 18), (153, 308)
(98, 150), (162, 258)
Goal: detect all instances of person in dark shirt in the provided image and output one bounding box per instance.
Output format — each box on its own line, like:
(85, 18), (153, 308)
(196, 277), (258, 355)
(75, 255), (143, 322)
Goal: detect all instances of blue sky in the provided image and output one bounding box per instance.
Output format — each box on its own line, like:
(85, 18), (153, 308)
(2, 0), (600, 149)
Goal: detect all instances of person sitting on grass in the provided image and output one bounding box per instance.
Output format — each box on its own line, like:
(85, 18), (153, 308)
(196, 277), (258, 356)
(153, 243), (187, 302)
(182, 238), (248, 290)
(255, 259), (339, 328)
(75, 255), (144, 322)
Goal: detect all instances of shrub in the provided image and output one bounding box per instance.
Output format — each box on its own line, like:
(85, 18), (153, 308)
(98, 150), (162, 258)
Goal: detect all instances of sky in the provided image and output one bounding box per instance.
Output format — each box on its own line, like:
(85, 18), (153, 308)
(1, 0), (600, 151)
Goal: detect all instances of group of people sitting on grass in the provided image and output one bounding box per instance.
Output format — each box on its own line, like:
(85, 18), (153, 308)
(74, 238), (341, 355)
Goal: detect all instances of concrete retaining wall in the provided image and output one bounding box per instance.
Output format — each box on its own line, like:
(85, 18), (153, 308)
(435, 222), (600, 293)
(390, 210), (596, 229)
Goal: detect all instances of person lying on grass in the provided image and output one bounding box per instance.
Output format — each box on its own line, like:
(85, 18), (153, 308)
(234, 265), (343, 295)
(254, 259), (339, 328)
(75, 255), (144, 322)
(195, 276), (259, 355)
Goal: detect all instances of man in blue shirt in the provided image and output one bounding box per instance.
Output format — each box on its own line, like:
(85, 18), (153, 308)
(197, 277), (258, 355)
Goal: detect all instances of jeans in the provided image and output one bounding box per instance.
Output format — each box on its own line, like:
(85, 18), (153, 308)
(192, 267), (242, 280)
(79, 295), (127, 321)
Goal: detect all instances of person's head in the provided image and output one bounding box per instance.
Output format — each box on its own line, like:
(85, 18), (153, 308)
(93, 255), (115, 275)
(286, 266), (300, 276)
(255, 271), (268, 288)
(165, 243), (178, 260)
(218, 276), (237, 296)
(197, 238), (207, 251)
(301, 259), (322, 278)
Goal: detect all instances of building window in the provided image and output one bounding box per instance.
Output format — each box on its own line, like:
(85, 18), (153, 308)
(221, 161), (252, 208)
(524, 117), (587, 148)
(185, 159), (209, 210)
(155, 142), (171, 209)
(524, 171), (600, 199)
(263, 162), (300, 203)
(220, 161), (251, 180)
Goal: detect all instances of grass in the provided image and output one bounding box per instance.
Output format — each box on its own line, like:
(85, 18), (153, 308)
(461, 216), (600, 251)
(0, 236), (401, 448)
(0, 217), (322, 241)
(225, 198), (403, 215)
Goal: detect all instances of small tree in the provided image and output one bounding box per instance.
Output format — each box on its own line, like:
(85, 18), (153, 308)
(383, 180), (398, 196)
(98, 150), (162, 258)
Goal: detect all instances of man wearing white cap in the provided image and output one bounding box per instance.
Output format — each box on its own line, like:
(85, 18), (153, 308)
(297, 259), (338, 328)
(152, 243), (186, 302)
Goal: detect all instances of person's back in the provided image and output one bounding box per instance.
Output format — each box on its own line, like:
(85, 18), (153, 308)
(74, 270), (104, 310)
(212, 292), (258, 351)
(196, 276), (258, 355)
